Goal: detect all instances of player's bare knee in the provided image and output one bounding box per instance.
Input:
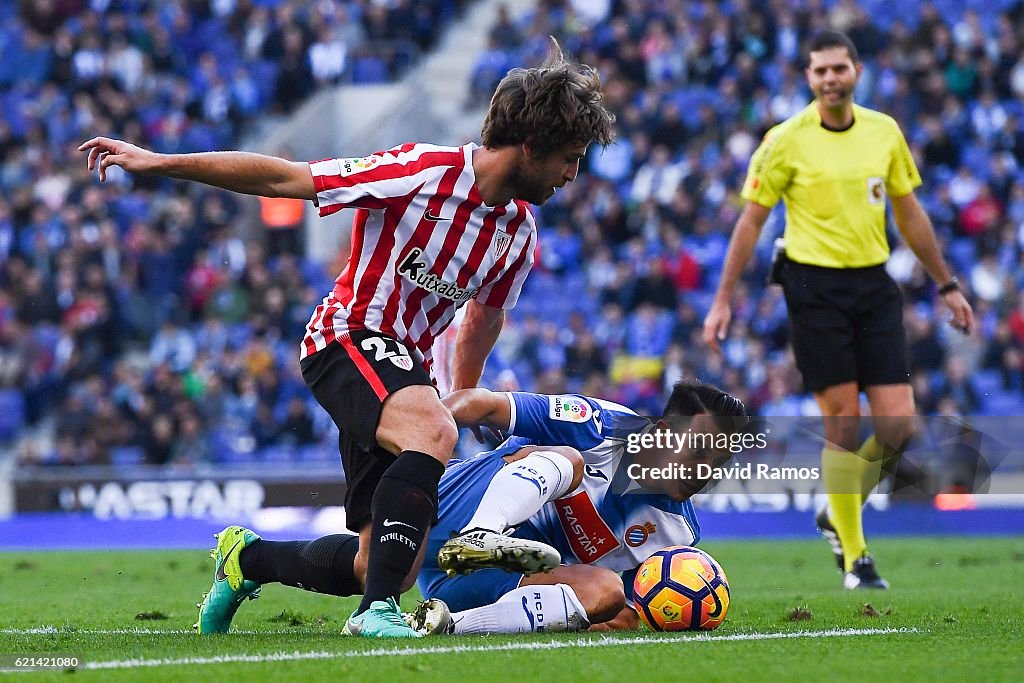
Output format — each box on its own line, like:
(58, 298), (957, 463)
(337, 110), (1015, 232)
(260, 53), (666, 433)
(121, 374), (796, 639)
(569, 567), (624, 623)
(418, 414), (458, 456)
(587, 571), (626, 623)
(378, 386), (456, 455)
(379, 404), (458, 458)
(403, 396), (458, 453)
(598, 570), (626, 614)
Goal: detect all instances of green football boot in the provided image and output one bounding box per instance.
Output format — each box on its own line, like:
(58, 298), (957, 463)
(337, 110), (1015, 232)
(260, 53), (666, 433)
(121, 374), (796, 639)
(194, 526), (262, 634)
(343, 598), (423, 638)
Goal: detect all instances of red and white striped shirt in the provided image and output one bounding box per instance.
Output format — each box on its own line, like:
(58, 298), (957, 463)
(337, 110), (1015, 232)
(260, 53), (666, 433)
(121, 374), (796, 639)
(301, 142), (537, 377)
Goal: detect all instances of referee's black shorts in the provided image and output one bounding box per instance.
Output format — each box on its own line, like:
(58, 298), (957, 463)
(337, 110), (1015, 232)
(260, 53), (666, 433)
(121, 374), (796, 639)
(300, 329), (435, 532)
(780, 258), (910, 393)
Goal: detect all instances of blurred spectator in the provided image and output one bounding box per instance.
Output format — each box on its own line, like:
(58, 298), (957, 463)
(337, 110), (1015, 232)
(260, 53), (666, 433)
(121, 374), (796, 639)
(970, 251), (1008, 304)
(935, 355), (981, 415)
(631, 145), (682, 205)
(278, 397), (317, 446)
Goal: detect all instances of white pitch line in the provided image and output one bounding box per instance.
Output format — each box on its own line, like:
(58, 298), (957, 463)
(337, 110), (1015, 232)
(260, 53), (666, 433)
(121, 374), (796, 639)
(17, 627), (917, 670)
(0, 627), (301, 636)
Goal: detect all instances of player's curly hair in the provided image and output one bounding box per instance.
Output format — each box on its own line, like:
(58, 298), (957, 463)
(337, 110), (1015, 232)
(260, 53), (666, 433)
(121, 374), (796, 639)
(481, 37), (616, 155)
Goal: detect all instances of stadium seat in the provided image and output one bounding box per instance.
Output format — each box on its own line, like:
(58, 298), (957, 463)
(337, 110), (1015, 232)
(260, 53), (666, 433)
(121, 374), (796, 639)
(259, 444), (296, 463)
(948, 239), (977, 273)
(962, 145), (993, 180)
(301, 258), (334, 293)
(297, 444), (333, 463)
(215, 449), (254, 465)
(982, 391), (1024, 416)
(0, 389), (25, 440)
(974, 370), (1003, 397)
(352, 57), (389, 84)
(250, 60), (281, 106)
(110, 446), (146, 467)
(686, 290), (717, 317)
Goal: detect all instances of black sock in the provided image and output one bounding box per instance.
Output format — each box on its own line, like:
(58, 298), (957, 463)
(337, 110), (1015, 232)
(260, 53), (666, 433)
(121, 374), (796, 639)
(357, 450), (444, 614)
(238, 534), (361, 596)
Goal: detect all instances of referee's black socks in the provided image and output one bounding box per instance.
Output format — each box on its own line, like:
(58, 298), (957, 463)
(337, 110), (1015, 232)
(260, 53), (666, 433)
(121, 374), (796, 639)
(357, 450), (444, 614)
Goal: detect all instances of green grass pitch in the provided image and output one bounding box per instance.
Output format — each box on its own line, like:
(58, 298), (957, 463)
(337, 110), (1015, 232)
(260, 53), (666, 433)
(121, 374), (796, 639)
(1, 536), (1022, 681)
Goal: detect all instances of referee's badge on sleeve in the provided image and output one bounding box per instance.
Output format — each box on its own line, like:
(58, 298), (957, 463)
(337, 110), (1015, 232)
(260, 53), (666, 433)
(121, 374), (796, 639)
(867, 177), (885, 204)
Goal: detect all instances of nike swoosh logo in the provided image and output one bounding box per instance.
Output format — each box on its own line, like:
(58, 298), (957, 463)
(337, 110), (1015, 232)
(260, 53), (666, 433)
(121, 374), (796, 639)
(216, 540), (242, 581)
(423, 209), (449, 222)
(382, 519), (419, 531)
(695, 571), (724, 619)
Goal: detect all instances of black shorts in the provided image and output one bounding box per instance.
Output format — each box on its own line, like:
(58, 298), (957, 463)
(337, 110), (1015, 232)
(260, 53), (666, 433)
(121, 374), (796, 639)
(780, 259), (909, 393)
(300, 329), (434, 532)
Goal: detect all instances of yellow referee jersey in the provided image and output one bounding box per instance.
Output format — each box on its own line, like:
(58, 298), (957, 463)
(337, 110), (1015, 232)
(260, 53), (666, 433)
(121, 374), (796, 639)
(741, 102), (922, 268)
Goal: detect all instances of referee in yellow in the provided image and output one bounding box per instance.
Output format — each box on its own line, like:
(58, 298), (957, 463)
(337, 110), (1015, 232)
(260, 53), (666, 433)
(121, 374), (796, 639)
(703, 31), (975, 589)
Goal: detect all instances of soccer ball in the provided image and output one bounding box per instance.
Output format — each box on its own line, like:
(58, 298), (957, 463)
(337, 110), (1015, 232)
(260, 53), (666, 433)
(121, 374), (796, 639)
(633, 545), (730, 631)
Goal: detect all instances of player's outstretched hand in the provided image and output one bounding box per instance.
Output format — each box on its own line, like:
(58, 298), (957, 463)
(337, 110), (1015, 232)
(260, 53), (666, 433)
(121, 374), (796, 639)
(78, 137), (161, 181)
(702, 300), (732, 354)
(942, 289), (975, 335)
(470, 424), (503, 444)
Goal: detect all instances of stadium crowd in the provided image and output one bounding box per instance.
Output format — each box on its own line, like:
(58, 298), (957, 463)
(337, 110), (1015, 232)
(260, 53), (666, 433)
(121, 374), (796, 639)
(2, 0), (1024, 467)
(0, 0), (466, 465)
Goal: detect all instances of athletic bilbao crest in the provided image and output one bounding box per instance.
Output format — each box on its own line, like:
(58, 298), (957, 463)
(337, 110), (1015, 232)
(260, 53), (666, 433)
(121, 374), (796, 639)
(389, 355), (414, 371)
(492, 230), (512, 259)
(360, 335), (415, 371)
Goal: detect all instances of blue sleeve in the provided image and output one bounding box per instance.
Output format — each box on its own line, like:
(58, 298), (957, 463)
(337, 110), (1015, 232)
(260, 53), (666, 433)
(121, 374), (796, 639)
(507, 393), (605, 451)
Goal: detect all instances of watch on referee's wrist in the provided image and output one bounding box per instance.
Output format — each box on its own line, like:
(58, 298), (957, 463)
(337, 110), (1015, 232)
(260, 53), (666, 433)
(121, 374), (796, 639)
(938, 277), (960, 295)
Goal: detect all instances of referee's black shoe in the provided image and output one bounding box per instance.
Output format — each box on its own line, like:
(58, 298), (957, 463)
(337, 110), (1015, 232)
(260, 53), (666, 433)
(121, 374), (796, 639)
(843, 553), (890, 590)
(815, 507), (845, 573)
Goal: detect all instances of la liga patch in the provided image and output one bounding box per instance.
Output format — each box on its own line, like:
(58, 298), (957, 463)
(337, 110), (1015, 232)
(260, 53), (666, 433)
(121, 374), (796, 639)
(338, 155), (381, 176)
(549, 395), (592, 423)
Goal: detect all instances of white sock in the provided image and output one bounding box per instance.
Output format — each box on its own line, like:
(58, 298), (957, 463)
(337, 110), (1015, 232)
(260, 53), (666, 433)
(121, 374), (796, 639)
(451, 584), (590, 634)
(461, 451), (575, 532)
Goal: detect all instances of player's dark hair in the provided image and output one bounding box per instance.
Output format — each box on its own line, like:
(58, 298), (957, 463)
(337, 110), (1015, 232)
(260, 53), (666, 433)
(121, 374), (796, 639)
(662, 381), (748, 435)
(661, 382), (748, 474)
(481, 36), (616, 155)
(806, 30), (860, 64)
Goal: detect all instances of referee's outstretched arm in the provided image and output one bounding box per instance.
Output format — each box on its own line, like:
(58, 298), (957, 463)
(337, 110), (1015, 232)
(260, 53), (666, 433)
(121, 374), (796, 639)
(703, 201), (772, 354)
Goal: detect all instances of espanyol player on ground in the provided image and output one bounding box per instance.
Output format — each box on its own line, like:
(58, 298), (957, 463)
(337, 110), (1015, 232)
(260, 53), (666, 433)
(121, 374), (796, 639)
(410, 381), (748, 634)
(189, 382), (745, 636)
